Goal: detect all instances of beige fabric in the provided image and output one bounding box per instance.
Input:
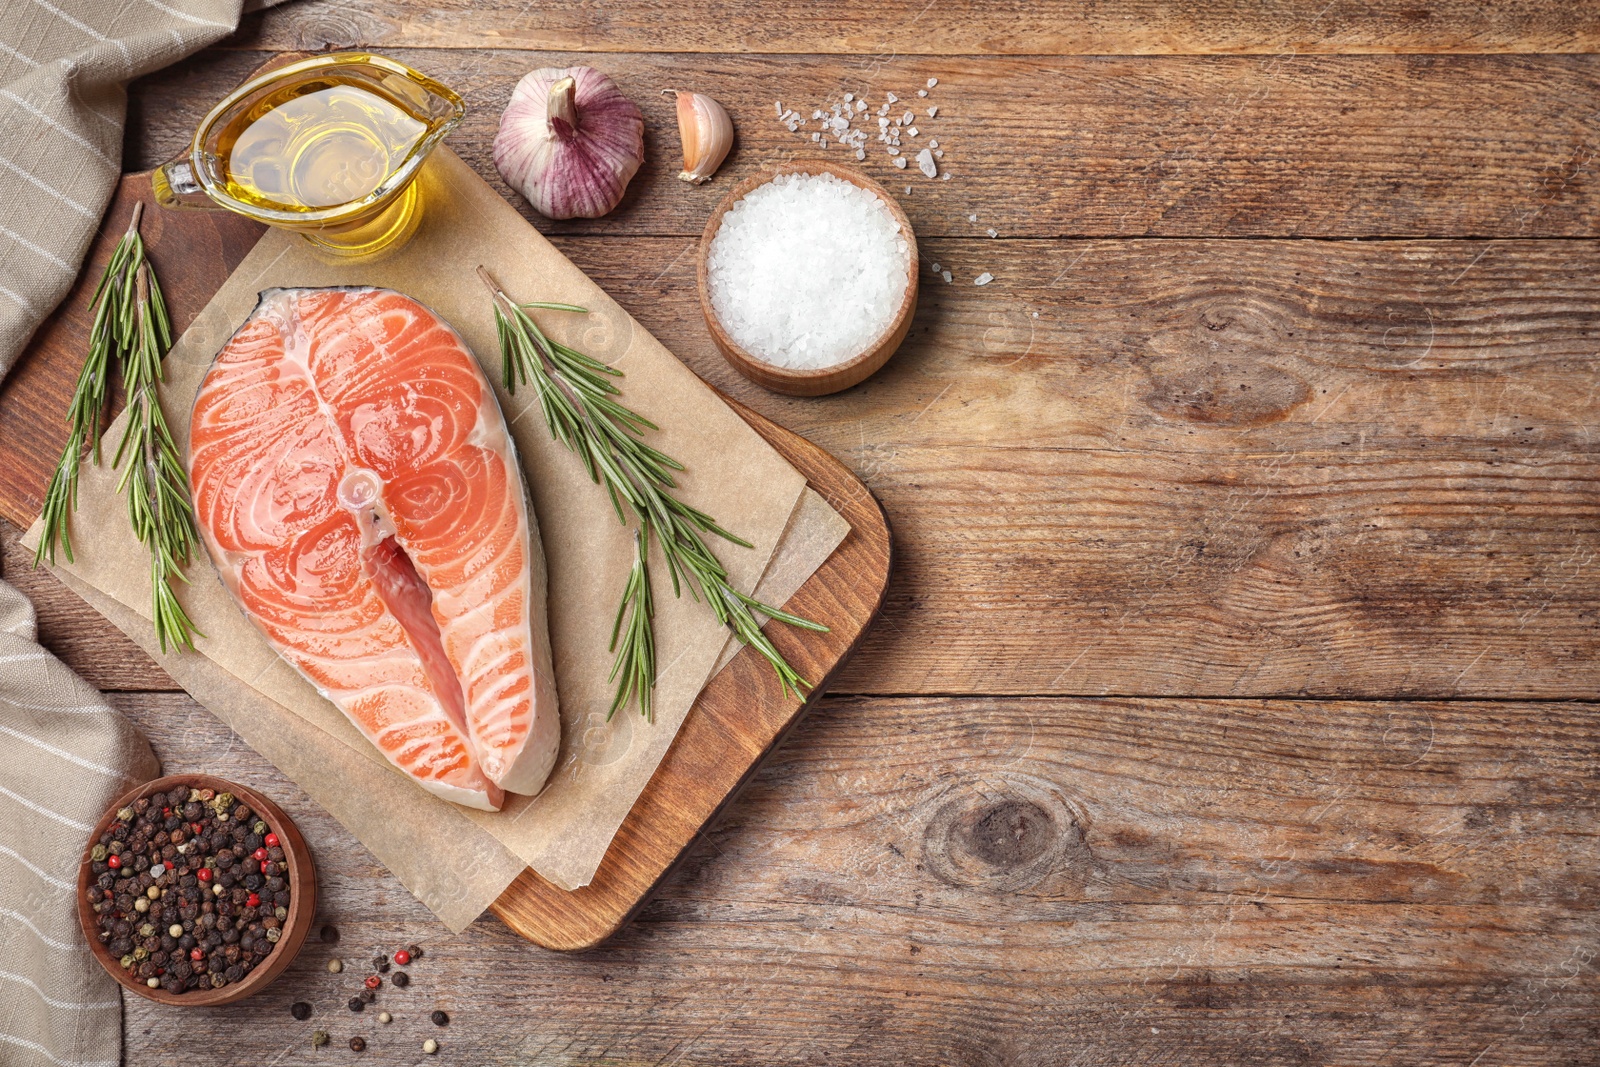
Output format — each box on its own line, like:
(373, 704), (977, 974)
(0, 0), (285, 379)
(0, 579), (159, 1067)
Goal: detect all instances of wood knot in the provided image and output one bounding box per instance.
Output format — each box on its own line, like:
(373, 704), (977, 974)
(920, 774), (1092, 892)
(1141, 297), (1310, 426)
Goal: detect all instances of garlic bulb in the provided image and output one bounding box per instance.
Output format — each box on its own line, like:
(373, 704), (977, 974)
(494, 66), (644, 220)
(666, 89), (733, 184)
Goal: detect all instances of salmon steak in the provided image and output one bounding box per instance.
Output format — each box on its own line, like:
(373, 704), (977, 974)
(188, 286), (560, 811)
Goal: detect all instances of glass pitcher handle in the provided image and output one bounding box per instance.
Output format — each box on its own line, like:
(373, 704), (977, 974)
(152, 153), (218, 210)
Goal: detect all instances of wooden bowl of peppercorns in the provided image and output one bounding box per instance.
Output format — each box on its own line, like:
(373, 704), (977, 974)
(76, 773), (316, 1006)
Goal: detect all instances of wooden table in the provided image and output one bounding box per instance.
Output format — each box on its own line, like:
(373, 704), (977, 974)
(3, 3), (1598, 1063)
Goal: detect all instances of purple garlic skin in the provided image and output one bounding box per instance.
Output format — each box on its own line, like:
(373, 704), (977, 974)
(494, 65), (645, 220)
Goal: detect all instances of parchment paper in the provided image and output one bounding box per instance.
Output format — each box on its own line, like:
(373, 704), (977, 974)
(27, 148), (850, 929)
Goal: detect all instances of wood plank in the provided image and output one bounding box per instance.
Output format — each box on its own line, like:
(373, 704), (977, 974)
(233, 0), (1600, 55)
(512, 235), (1600, 700)
(11, 236), (1600, 699)
(115, 690), (1600, 1066)
(127, 51), (1600, 239)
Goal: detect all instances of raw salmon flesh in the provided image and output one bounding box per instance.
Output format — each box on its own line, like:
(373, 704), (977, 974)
(188, 287), (559, 811)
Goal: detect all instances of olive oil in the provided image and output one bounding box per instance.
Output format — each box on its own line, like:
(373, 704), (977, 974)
(215, 78), (429, 212)
(154, 53), (464, 257)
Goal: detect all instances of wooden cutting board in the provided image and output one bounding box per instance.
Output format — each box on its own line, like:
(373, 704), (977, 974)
(0, 172), (892, 950)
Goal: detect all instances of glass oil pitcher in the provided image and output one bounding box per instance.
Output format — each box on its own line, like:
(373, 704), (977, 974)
(153, 52), (464, 257)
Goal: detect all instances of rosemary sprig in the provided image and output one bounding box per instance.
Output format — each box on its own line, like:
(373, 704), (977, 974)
(112, 264), (201, 653)
(478, 267), (828, 720)
(35, 204), (149, 566)
(34, 203), (202, 653)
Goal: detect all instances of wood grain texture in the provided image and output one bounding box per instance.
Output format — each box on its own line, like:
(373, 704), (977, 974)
(460, 235), (1600, 701)
(126, 51), (1600, 239)
(232, 0), (1600, 55)
(111, 689), (1600, 1066)
(9, 234), (1599, 700)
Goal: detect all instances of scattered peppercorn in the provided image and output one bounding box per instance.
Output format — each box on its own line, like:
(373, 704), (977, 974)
(358, 988), (376, 1004)
(431, 1010), (449, 1027)
(349, 1037), (366, 1052)
(377, 1011), (392, 1024)
(327, 959), (344, 974)
(423, 1039), (439, 1054)
(364, 975), (381, 990)
(405, 945), (423, 960)
(374, 955), (390, 974)
(391, 971), (410, 989)
(290, 1001), (313, 1020)
(311, 1031), (329, 1048)
(320, 924), (340, 943)
(393, 949), (411, 966)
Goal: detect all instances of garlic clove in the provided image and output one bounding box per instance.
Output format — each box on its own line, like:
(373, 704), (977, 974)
(666, 89), (733, 185)
(494, 65), (645, 220)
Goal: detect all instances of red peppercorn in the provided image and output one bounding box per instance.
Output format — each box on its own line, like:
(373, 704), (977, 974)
(190, 948), (204, 961)
(264, 832), (280, 848)
(163, 860), (173, 869)
(364, 975), (381, 990)
(106, 855), (121, 870)
(393, 950), (411, 966)
(196, 867), (213, 882)
(260, 860), (272, 873)
(252, 847), (268, 861)
(162, 807), (171, 816)
(191, 822), (204, 834)
(247, 893), (261, 908)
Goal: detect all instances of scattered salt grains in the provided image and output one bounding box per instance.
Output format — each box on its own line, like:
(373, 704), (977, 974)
(774, 101), (783, 116)
(707, 172), (911, 371)
(986, 227), (998, 237)
(968, 214), (978, 222)
(929, 139), (938, 149)
(856, 148), (866, 160)
(886, 92), (898, 103)
(856, 99), (867, 112)
(974, 272), (994, 286)
(907, 127), (919, 137)
(942, 270), (953, 283)
(844, 93), (853, 102)
(915, 148), (937, 178)
(893, 156), (908, 168)
(917, 89), (928, 97)
(930, 262), (941, 272)
(927, 77), (938, 88)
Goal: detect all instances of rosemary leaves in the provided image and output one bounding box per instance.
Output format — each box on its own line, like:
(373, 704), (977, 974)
(478, 267), (827, 720)
(34, 203), (202, 652)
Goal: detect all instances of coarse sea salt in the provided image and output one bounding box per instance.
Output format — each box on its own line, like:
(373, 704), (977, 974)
(707, 172), (910, 371)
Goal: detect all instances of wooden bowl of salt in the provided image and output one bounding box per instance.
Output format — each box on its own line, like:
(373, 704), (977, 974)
(697, 161), (918, 396)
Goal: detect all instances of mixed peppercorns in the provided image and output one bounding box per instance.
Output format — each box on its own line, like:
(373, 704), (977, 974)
(290, 931), (443, 1053)
(85, 786), (291, 994)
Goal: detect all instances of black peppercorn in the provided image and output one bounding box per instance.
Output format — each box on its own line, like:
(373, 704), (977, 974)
(359, 988), (376, 1003)
(392, 971), (410, 989)
(431, 1010), (449, 1026)
(290, 1000), (313, 1020)
(349, 1037), (366, 1052)
(405, 945), (424, 960)
(349, 997), (365, 1012)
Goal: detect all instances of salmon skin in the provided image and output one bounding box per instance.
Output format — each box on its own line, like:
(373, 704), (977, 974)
(188, 287), (560, 811)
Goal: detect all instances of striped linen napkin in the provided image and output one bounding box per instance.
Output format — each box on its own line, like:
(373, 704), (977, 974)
(0, 0), (288, 381)
(0, 579), (159, 1067)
